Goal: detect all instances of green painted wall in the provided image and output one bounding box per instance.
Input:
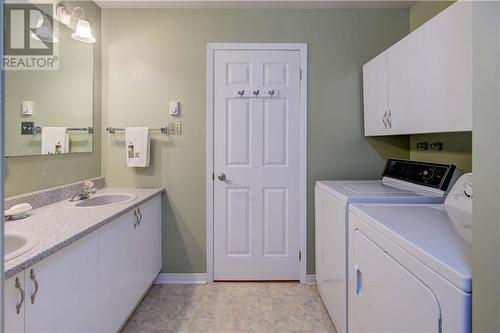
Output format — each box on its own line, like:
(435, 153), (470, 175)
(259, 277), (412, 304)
(472, 2), (500, 331)
(101, 8), (410, 274)
(409, 0), (472, 172)
(5, 1), (102, 197)
(410, 0), (455, 31)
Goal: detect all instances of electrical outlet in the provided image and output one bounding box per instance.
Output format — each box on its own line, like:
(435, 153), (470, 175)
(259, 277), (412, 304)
(174, 121), (182, 135)
(21, 121), (34, 135)
(168, 122), (176, 135)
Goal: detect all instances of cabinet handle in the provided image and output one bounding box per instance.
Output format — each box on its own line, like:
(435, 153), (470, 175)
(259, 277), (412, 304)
(354, 265), (363, 296)
(382, 111), (388, 129)
(15, 277), (25, 314)
(137, 208), (143, 226)
(387, 110), (392, 129)
(133, 210), (138, 229)
(30, 269), (39, 304)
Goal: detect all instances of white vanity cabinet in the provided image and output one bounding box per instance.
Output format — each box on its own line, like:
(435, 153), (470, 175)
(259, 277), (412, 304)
(25, 233), (100, 333)
(99, 195), (162, 333)
(134, 196), (162, 294)
(362, 1), (472, 135)
(4, 194), (162, 333)
(5, 233), (99, 333)
(5, 273), (25, 333)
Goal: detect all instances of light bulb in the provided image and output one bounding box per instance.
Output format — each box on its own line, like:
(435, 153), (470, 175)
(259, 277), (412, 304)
(71, 19), (96, 43)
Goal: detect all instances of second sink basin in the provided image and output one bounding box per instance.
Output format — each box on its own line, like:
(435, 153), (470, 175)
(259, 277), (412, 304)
(5, 232), (38, 262)
(68, 193), (137, 208)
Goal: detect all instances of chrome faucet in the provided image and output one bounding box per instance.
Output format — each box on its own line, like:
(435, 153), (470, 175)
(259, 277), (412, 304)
(70, 181), (96, 202)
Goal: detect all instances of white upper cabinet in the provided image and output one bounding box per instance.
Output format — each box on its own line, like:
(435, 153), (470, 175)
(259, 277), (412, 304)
(424, 1), (472, 133)
(363, 2), (472, 136)
(363, 52), (389, 136)
(387, 27), (427, 135)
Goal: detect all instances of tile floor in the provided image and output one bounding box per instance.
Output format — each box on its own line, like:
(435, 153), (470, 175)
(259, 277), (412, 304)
(121, 282), (336, 333)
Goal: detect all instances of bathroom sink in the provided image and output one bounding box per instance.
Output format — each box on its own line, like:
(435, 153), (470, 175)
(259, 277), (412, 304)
(5, 232), (38, 262)
(68, 193), (137, 208)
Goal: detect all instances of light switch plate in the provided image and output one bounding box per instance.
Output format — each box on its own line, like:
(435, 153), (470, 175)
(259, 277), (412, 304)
(170, 101), (180, 116)
(21, 101), (34, 116)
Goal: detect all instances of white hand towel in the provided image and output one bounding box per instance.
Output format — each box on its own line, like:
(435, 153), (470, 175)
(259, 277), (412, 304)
(41, 127), (69, 155)
(125, 127), (150, 167)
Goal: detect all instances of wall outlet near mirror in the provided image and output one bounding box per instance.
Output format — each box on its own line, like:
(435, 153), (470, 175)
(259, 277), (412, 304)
(174, 121), (182, 135)
(21, 122), (35, 135)
(167, 121), (182, 135)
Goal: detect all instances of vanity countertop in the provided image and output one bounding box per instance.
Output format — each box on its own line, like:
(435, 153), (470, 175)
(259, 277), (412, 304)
(4, 187), (165, 279)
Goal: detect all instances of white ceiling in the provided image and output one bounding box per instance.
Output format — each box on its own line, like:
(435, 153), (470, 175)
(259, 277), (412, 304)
(94, 0), (416, 9)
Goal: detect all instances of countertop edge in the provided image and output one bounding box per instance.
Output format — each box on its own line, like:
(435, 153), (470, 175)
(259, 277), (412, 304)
(4, 188), (165, 279)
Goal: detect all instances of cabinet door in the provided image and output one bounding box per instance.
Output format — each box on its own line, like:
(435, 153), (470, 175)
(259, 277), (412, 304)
(99, 210), (139, 333)
(362, 51), (389, 136)
(135, 195), (162, 293)
(5, 273), (25, 333)
(424, 1), (472, 133)
(315, 188), (347, 333)
(349, 229), (441, 333)
(25, 232), (99, 333)
(388, 27), (427, 135)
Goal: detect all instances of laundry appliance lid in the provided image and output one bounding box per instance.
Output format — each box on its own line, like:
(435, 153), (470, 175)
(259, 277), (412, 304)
(315, 180), (445, 204)
(350, 203), (472, 293)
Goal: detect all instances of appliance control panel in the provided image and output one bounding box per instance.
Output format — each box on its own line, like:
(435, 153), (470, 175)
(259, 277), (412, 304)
(382, 159), (457, 191)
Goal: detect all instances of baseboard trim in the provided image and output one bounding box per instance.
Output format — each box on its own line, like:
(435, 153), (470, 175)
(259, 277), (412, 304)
(154, 273), (314, 285)
(154, 273), (208, 285)
(306, 274), (316, 285)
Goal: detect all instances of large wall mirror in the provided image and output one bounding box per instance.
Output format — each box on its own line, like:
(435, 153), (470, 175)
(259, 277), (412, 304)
(5, 1), (94, 157)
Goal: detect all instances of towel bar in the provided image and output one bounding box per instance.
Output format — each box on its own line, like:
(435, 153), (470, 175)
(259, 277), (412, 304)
(106, 127), (169, 134)
(34, 126), (93, 134)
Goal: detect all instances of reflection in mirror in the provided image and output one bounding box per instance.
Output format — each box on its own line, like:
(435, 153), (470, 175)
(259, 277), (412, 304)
(5, 1), (94, 157)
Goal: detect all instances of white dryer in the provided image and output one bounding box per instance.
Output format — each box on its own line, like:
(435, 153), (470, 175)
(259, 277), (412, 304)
(315, 159), (461, 333)
(348, 173), (472, 333)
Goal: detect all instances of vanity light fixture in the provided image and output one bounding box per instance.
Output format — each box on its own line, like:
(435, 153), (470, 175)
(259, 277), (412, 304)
(31, 12), (58, 43)
(56, 5), (96, 43)
(71, 19), (96, 43)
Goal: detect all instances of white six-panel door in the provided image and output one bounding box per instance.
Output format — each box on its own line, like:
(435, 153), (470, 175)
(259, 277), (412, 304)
(213, 49), (301, 280)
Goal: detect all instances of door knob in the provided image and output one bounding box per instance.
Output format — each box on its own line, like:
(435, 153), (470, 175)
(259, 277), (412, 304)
(217, 173), (227, 181)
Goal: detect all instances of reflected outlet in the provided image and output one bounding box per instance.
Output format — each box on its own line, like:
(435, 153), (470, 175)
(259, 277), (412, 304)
(167, 121), (182, 135)
(174, 121), (182, 135)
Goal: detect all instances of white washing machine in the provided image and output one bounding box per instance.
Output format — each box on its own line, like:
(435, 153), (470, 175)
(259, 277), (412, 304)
(315, 159), (461, 333)
(348, 173), (472, 333)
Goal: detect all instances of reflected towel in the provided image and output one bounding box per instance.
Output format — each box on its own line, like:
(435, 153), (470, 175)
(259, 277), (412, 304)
(125, 127), (150, 167)
(41, 127), (69, 154)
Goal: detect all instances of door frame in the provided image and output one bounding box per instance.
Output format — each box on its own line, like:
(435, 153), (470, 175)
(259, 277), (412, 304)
(206, 43), (308, 283)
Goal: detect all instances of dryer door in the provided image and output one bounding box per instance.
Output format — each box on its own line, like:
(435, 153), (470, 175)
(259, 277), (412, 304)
(350, 229), (441, 333)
